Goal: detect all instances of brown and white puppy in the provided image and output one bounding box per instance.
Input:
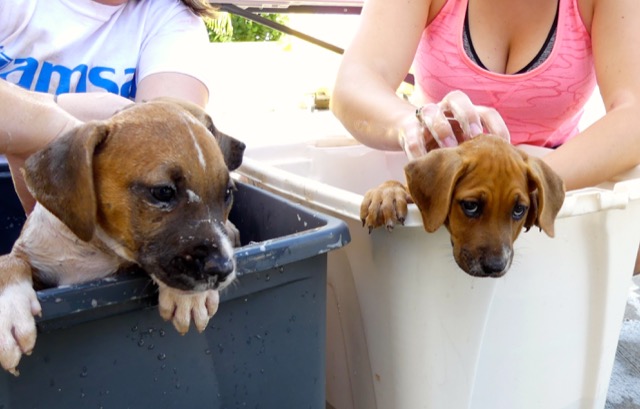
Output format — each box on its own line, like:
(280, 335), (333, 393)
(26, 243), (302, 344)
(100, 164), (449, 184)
(0, 98), (245, 375)
(361, 134), (565, 278)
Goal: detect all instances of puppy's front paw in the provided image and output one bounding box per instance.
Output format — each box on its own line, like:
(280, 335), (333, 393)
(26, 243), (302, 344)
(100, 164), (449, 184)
(224, 220), (241, 247)
(155, 279), (219, 334)
(360, 180), (412, 232)
(0, 281), (42, 376)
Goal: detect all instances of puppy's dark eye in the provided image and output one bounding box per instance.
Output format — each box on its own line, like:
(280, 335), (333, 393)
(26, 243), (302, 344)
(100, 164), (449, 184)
(460, 200), (482, 218)
(224, 183), (235, 206)
(150, 185), (177, 203)
(512, 203), (528, 220)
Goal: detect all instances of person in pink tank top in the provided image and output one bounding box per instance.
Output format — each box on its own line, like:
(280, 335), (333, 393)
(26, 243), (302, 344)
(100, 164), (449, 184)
(331, 0), (640, 273)
(332, 0), (640, 192)
(414, 0), (595, 148)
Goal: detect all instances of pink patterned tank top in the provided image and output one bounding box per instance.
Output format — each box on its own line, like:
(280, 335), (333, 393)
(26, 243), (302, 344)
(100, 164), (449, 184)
(413, 0), (596, 147)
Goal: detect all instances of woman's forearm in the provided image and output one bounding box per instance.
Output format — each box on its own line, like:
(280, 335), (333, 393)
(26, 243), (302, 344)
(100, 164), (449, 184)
(52, 72), (208, 122)
(543, 103), (640, 191)
(332, 68), (417, 152)
(0, 80), (80, 157)
(55, 91), (134, 122)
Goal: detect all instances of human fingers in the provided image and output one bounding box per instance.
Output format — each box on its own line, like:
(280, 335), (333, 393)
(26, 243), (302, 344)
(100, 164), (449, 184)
(477, 105), (510, 142)
(399, 114), (428, 160)
(439, 90), (483, 140)
(416, 103), (458, 149)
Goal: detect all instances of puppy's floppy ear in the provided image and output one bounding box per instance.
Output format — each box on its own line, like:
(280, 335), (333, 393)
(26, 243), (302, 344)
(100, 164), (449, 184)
(404, 149), (466, 232)
(153, 97), (246, 171)
(22, 122), (110, 242)
(523, 155), (565, 237)
(208, 123), (245, 171)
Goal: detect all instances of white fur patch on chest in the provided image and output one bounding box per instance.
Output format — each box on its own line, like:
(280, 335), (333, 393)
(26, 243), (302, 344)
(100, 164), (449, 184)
(15, 205), (123, 286)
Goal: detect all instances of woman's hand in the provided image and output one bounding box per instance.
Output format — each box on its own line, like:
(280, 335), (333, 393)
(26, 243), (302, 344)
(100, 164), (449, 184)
(402, 90), (510, 159)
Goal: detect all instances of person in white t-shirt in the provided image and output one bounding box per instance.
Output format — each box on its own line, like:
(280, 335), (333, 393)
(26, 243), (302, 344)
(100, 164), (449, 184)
(0, 0), (216, 211)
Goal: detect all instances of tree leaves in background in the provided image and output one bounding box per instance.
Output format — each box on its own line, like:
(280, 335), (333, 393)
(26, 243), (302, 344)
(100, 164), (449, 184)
(205, 12), (234, 42)
(205, 13), (288, 42)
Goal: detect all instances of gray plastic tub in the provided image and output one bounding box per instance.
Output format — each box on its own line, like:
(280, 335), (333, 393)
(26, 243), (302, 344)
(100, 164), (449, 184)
(0, 159), (350, 408)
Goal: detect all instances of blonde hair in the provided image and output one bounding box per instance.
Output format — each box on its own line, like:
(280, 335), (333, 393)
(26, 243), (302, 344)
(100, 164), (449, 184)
(180, 0), (219, 18)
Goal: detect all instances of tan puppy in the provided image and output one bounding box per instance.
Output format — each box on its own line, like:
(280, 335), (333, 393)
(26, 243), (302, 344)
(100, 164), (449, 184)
(0, 98), (245, 375)
(361, 134), (565, 277)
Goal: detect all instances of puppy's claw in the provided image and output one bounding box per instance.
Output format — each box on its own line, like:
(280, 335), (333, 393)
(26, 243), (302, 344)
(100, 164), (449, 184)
(172, 317), (190, 335)
(192, 306), (211, 333)
(361, 180), (411, 234)
(0, 346), (23, 377)
(192, 315), (208, 333)
(171, 304), (193, 335)
(157, 301), (175, 323)
(205, 290), (220, 318)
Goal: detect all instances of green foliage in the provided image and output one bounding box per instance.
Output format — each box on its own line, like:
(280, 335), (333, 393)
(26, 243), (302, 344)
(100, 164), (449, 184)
(205, 13), (288, 42)
(205, 13), (233, 42)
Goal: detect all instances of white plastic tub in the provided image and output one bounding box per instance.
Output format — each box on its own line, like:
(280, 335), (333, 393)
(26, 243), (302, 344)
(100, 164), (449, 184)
(238, 140), (640, 409)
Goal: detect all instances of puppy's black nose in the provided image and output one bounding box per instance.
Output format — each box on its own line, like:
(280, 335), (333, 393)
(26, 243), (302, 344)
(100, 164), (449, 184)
(481, 256), (508, 276)
(203, 253), (234, 281)
(171, 244), (234, 282)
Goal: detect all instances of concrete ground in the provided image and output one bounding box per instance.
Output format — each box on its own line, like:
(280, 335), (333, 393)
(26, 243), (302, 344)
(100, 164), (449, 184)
(607, 275), (640, 409)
